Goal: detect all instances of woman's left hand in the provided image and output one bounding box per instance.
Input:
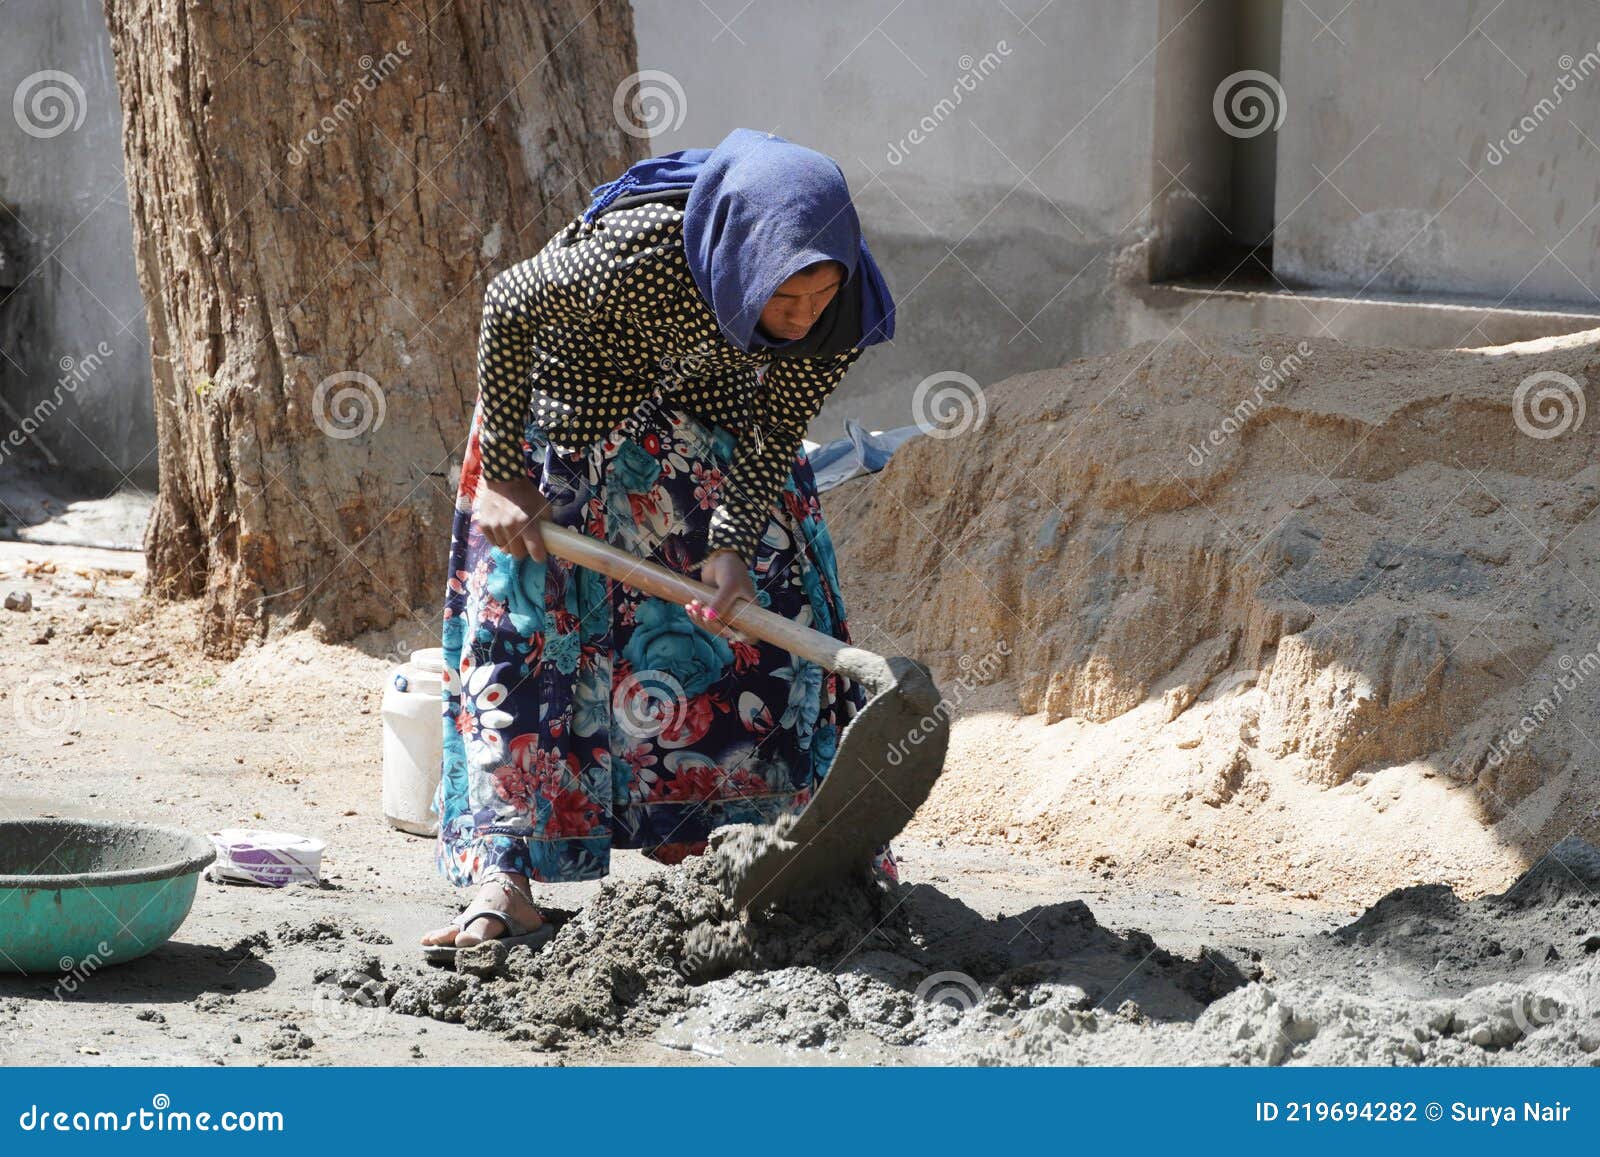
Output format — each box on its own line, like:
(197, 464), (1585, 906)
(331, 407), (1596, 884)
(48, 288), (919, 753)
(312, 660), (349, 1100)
(687, 549), (755, 641)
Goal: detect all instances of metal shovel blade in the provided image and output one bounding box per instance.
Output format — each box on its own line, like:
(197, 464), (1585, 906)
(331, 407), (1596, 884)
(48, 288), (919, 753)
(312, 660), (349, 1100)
(712, 652), (949, 911)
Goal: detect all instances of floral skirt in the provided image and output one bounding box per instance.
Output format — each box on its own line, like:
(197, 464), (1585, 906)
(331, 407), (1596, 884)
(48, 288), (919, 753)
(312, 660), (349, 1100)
(434, 392), (868, 886)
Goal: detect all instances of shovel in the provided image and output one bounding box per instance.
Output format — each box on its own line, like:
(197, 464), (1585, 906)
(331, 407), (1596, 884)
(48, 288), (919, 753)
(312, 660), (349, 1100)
(537, 521), (949, 910)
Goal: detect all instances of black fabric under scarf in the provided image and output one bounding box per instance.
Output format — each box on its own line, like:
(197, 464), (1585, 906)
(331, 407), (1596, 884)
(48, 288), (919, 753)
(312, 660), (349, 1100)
(594, 189), (864, 360)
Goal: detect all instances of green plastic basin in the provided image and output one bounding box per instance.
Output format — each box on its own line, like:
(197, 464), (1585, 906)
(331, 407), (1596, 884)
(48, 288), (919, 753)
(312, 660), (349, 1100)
(0, 818), (215, 975)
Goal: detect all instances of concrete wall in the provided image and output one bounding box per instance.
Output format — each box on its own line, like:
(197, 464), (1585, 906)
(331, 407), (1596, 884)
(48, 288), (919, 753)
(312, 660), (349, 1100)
(632, 0), (1162, 436)
(4, 1), (1598, 492)
(1275, 0), (1600, 307)
(0, 0), (153, 489)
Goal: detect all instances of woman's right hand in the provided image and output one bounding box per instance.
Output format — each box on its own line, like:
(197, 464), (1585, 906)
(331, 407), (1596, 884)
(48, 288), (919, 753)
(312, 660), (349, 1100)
(475, 476), (551, 561)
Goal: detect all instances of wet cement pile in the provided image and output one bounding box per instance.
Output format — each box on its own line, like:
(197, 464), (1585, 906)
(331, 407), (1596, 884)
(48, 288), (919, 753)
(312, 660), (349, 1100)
(324, 837), (1600, 1065)
(354, 850), (1250, 1059)
(1274, 836), (1600, 997)
(980, 837), (1600, 1065)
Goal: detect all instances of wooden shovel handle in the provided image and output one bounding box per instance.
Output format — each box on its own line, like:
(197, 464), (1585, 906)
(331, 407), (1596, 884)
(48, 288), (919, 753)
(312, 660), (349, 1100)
(537, 521), (861, 672)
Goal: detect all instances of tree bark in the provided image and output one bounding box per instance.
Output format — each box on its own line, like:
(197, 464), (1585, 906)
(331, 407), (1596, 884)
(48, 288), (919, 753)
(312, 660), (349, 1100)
(102, 0), (645, 656)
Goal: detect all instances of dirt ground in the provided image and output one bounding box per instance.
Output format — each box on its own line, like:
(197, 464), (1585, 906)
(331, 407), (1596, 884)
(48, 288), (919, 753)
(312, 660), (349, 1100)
(0, 538), (1334, 1065)
(2, 534), (1595, 1066)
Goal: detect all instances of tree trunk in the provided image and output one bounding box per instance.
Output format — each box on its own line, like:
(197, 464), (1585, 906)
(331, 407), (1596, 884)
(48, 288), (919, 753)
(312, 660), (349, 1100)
(102, 0), (645, 657)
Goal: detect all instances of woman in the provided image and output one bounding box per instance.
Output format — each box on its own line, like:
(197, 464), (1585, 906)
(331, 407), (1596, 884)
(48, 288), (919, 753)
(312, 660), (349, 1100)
(422, 128), (896, 950)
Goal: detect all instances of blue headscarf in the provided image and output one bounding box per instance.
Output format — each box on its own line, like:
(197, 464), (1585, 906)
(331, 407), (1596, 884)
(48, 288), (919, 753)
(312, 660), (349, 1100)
(581, 128), (895, 357)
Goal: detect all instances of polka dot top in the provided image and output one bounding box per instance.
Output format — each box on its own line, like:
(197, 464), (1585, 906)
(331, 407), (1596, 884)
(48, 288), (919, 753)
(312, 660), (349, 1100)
(475, 200), (866, 565)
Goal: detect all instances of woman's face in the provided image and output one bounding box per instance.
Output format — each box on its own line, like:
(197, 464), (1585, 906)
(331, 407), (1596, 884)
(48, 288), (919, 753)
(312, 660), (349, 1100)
(758, 261), (845, 342)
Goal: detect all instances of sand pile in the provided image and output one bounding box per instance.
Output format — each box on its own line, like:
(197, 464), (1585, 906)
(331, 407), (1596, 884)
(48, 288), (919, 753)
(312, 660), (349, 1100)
(328, 837), (1600, 1065)
(828, 328), (1600, 903)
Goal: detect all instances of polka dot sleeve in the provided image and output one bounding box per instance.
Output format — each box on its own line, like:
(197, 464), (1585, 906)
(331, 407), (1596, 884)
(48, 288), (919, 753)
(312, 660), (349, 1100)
(474, 228), (612, 481)
(708, 345), (866, 564)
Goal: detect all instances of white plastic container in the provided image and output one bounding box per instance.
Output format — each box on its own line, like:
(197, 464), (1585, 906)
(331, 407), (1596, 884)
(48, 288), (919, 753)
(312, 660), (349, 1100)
(381, 647), (445, 836)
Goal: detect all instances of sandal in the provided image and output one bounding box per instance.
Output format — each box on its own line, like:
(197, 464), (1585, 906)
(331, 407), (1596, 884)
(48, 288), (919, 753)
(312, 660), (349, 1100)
(421, 871), (557, 966)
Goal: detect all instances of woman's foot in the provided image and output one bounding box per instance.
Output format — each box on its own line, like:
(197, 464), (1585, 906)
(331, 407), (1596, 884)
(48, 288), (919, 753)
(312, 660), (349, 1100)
(419, 870), (546, 948)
